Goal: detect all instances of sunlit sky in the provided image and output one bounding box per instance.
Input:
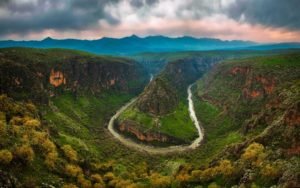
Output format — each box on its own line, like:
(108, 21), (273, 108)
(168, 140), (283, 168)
(0, 0), (300, 42)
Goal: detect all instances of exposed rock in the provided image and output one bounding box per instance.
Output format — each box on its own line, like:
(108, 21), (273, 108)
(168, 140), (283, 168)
(115, 120), (185, 145)
(136, 78), (178, 116)
(49, 69), (66, 87)
(284, 102), (300, 126)
(0, 48), (148, 103)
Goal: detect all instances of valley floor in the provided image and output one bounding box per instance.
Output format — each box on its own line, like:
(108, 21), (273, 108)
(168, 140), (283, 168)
(108, 84), (204, 154)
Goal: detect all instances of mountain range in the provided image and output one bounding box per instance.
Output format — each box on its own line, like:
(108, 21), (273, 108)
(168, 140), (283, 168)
(2, 35), (299, 55)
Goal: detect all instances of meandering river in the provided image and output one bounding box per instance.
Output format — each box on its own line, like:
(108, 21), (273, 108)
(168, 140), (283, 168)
(107, 84), (204, 154)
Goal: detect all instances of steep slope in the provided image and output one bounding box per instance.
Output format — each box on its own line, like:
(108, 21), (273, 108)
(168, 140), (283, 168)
(187, 52), (300, 187)
(115, 51), (264, 145)
(1, 49), (299, 187)
(0, 48), (148, 103)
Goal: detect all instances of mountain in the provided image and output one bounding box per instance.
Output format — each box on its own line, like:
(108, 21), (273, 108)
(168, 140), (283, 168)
(0, 35), (257, 55)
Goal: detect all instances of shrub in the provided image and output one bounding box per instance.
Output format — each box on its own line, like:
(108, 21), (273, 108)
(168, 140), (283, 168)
(62, 183), (78, 188)
(208, 182), (220, 188)
(0, 149), (13, 164)
(65, 164), (82, 177)
(91, 174), (104, 184)
(25, 103), (37, 114)
(62, 145), (78, 162)
(45, 151), (58, 169)
(14, 145), (34, 163)
(31, 130), (47, 145)
(103, 172), (116, 182)
(191, 170), (202, 181)
(41, 139), (56, 153)
(149, 172), (172, 188)
(260, 163), (280, 179)
(24, 118), (40, 129)
(0, 121), (7, 136)
(77, 174), (92, 188)
(241, 142), (266, 167)
(200, 168), (217, 181)
(9, 116), (23, 126)
(217, 160), (234, 176)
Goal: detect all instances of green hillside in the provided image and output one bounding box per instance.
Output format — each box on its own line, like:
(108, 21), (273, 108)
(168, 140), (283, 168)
(0, 48), (299, 187)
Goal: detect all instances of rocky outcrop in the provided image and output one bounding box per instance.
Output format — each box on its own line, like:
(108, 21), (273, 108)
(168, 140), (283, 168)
(136, 78), (178, 115)
(135, 57), (225, 116)
(49, 69), (66, 87)
(0, 48), (148, 103)
(196, 53), (300, 152)
(115, 120), (185, 145)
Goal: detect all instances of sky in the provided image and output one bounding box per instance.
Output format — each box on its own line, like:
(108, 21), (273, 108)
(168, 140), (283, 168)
(0, 0), (300, 42)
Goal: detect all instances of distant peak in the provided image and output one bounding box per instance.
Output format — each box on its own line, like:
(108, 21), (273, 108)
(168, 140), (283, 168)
(43, 37), (54, 41)
(129, 34), (140, 38)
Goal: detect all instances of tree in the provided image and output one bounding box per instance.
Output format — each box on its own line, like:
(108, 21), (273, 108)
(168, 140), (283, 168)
(62, 145), (78, 162)
(0, 149), (13, 164)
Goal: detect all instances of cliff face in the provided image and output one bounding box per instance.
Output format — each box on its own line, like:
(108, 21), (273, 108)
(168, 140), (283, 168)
(115, 120), (185, 145)
(135, 78), (178, 116)
(0, 48), (148, 103)
(196, 53), (300, 153)
(135, 56), (225, 116)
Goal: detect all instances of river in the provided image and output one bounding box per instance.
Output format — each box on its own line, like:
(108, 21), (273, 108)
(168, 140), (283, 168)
(107, 84), (204, 154)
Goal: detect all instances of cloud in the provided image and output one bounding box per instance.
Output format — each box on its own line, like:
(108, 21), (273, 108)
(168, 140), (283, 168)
(0, 0), (299, 42)
(0, 0), (121, 36)
(226, 0), (300, 30)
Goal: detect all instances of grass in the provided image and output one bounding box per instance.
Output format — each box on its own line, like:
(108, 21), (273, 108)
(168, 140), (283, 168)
(160, 102), (197, 141)
(119, 101), (198, 142)
(43, 91), (133, 158)
(186, 91), (243, 166)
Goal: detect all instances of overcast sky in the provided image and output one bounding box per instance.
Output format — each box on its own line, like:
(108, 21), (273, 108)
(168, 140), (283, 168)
(0, 0), (300, 42)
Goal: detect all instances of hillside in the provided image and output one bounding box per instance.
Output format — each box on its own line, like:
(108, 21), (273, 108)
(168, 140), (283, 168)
(188, 53), (300, 187)
(0, 48), (299, 187)
(0, 48), (148, 102)
(114, 51), (278, 146)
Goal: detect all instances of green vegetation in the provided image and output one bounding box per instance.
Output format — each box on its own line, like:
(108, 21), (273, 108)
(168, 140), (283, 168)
(1, 49), (299, 187)
(160, 102), (197, 141)
(44, 91), (133, 157)
(119, 101), (198, 142)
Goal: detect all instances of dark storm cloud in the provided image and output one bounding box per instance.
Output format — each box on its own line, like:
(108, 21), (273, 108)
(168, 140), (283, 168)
(0, 0), (121, 36)
(130, 0), (158, 8)
(226, 0), (300, 29)
(0, 0), (299, 38)
(130, 0), (144, 7)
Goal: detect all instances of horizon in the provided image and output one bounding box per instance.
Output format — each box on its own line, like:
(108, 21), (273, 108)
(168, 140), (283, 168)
(0, 0), (300, 43)
(1, 34), (261, 43)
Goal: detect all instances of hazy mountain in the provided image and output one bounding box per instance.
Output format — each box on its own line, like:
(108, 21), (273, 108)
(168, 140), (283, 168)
(0, 35), (258, 55)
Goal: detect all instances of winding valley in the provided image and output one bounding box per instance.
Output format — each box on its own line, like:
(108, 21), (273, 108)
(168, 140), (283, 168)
(107, 84), (204, 154)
